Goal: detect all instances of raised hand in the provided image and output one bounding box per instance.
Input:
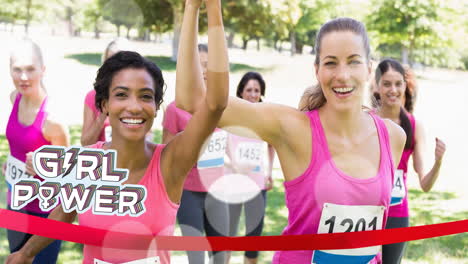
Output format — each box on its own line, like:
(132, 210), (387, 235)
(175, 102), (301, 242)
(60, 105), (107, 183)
(435, 137), (446, 162)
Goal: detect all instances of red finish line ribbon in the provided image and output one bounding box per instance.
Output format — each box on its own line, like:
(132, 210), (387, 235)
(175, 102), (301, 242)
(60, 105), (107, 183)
(0, 209), (466, 251)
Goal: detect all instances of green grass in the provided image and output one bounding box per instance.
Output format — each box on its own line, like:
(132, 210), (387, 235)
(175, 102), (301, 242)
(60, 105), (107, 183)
(65, 53), (268, 73)
(0, 128), (466, 263)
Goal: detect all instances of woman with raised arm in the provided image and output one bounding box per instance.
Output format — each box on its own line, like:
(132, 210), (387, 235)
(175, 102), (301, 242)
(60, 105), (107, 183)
(5, 0), (228, 263)
(372, 59), (446, 264)
(4, 38), (70, 264)
(177, 17), (406, 263)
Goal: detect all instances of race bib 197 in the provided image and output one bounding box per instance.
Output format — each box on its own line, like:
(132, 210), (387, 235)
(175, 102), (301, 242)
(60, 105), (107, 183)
(390, 169), (405, 206)
(312, 203), (385, 264)
(5, 155), (34, 190)
(234, 142), (263, 172)
(94, 256), (160, 264)
(197, 131), (227, 169)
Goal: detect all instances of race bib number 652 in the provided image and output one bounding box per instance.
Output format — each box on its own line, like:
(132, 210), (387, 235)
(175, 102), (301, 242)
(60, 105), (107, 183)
(197, 131), (227, 169)
(312, 203), (385, 264)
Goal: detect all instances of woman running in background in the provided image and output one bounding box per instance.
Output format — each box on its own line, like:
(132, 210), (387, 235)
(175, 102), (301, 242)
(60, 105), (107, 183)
(225, 71), (275, 264)
(5, 38), (70, 264)
(373, 58), (446, 264)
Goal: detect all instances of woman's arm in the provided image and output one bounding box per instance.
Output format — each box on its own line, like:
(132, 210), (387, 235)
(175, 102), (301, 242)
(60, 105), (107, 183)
(25, 119), (70, 175)
(162, 128), (177, 144)
(265, 144), (275, 190)
(6, 206), (77, 264)
(412, 120), (446, 192)
(161, 0), (229, 203)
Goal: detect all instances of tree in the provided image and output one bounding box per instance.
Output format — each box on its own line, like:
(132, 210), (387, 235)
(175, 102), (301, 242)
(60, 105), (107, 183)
(134, 0), (173, 41)
(99, 0), (144, 38)
(82, 0), (104, 38)
(367, 0), (458, 66)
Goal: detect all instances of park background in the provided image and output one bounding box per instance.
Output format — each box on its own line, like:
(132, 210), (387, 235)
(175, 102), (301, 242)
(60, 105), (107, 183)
(0, 0), (467, 263)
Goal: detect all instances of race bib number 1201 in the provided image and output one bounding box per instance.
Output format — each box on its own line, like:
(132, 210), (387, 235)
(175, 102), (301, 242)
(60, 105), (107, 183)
(312, 203), (385, 264)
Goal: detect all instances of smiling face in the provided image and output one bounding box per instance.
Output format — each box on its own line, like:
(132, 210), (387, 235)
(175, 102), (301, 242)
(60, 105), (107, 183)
(241, 79), (262, 103)
(315, 31), (371, 111)
(10, 50), (45, 96)
(102, 68), (156, 142)
(377, 67), (405, 108)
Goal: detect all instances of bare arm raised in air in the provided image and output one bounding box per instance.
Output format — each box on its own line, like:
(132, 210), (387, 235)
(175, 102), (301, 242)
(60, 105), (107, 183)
(160, 0), (229, 203)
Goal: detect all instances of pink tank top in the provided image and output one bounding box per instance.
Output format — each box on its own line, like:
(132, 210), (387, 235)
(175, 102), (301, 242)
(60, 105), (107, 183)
(388, 112), (415, 218)
(272, 110), (394, 264)
(162, 101), (225, 192)
(79, 142), (179, 264)
(6, 93), (53, 214)
(225, 134), (267, 190)
(84, 90), (110, 142)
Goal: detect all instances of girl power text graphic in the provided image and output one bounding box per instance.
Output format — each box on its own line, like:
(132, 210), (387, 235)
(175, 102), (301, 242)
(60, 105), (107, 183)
(10, 146), (147, 217)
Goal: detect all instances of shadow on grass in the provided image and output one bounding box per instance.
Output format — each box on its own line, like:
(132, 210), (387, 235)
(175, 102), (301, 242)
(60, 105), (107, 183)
(404, 189), (468, 262)
(65, 53), (269, 73)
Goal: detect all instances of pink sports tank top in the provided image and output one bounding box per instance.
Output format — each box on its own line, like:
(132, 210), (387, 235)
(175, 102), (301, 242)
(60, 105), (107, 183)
(6, 93), (53, 214)
(388, 112), (416, 217)
(162, 101), (225, 192)
(272, 110), (394, 264)
(79, 142), (179, 264)
(84, 90), (110, 142)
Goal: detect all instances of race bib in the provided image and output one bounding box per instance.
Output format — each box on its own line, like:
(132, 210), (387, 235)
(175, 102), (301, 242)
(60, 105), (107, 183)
(312, 203), (385, 264)
(197, 131), (227, 169)
(94, 256), (160, 264)
(390, 169), (405, 206)
(105, 126), (112, 142)
(234, 142), (263, 172)
(5, 155), (34, 190)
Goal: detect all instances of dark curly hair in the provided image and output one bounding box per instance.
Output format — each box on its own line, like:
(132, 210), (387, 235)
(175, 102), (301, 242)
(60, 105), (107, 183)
(94, 51), (165, 112)
(236, 72), (266, 102)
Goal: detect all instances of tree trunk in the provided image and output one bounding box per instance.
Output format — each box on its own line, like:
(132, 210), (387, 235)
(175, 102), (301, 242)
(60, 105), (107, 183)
(242, 38), (249, 50)
(256, 37), (260, 51)
(227, 31), (235, 48)
(290, 30), (296, 56)
(295, 42), (304, 54)
(67, 7), (74, 37)
(126, 26), (131, 39)
(171, 3), (183, 61)
(116, 25), (121, 36)
(94, 22), (100, 39)
(25, 0), (32, 34)
(401, 46), (409, 65)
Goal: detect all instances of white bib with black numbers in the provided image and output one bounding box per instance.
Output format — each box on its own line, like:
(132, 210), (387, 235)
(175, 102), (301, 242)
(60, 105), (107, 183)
(94, 256), (160, 264)
(390, 169), (405, 206)
(5, 155), (34, 190)
(234, 141), (263, 172)
(197, 130), (227, 169)
(312, 203), (385, 264)
(105, 126), (112, 142)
